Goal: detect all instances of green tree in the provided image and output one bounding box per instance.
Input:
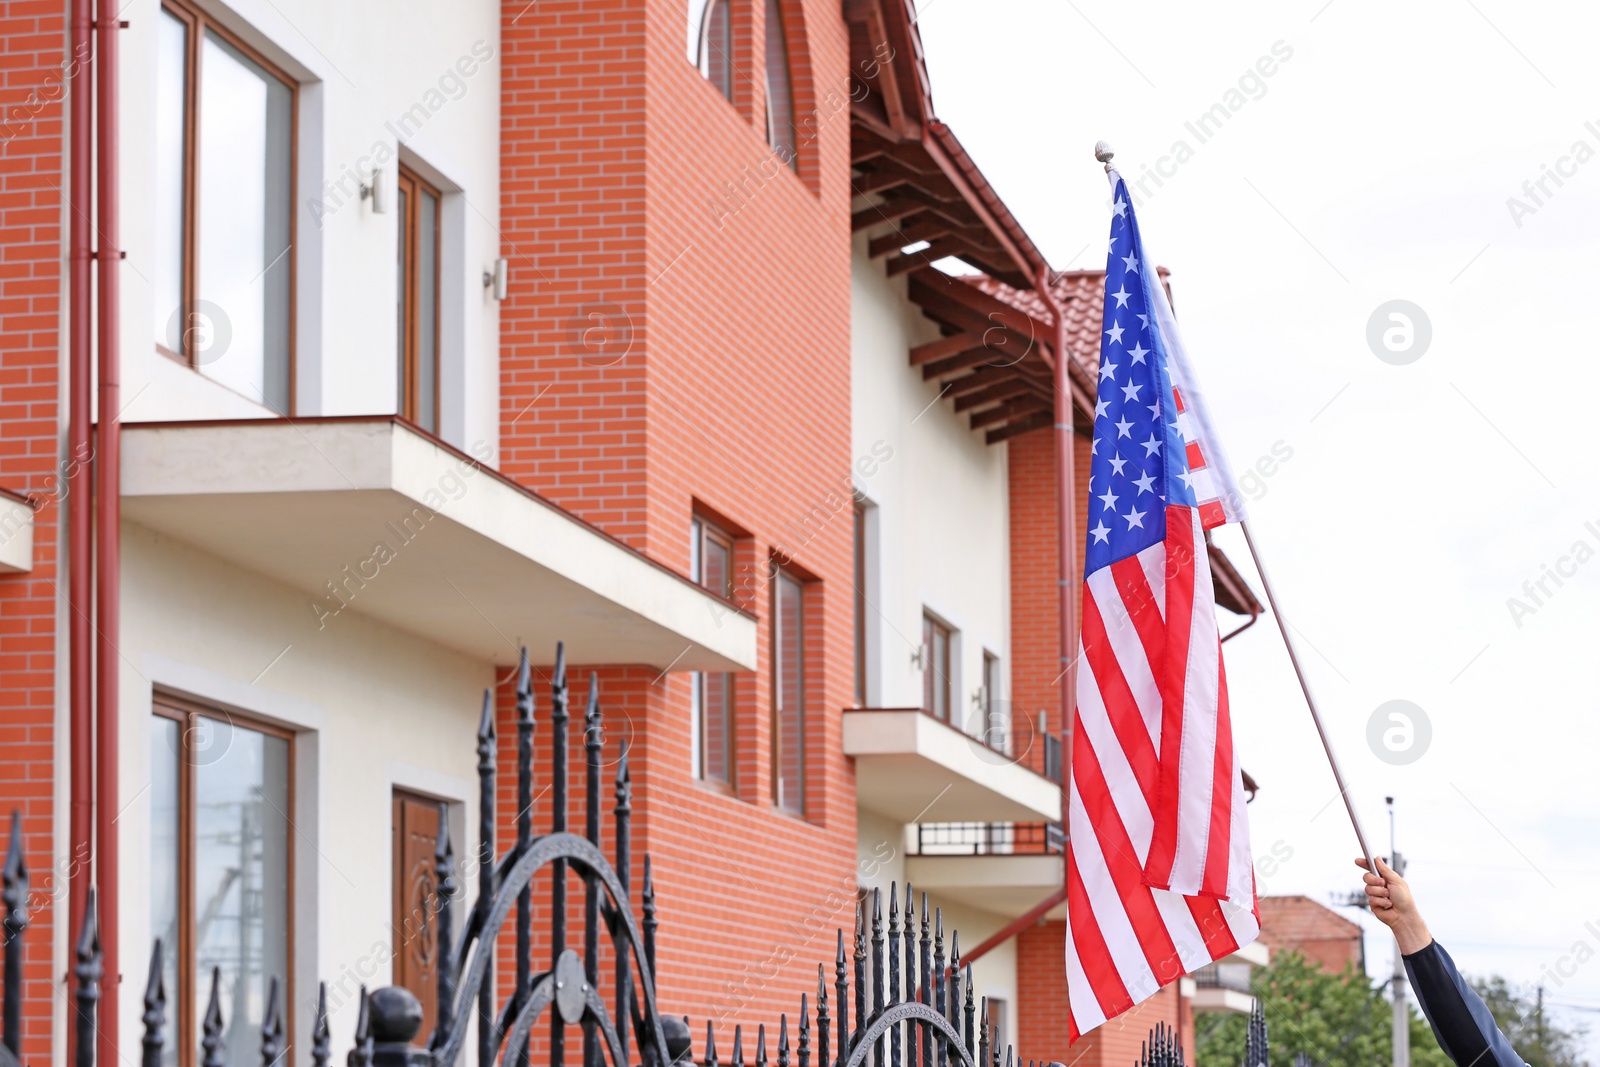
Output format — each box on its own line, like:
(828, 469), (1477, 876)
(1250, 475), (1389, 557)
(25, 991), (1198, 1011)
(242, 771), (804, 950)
(1470, 976), (1590, 1067)
(1194, 951), (1450, 1067)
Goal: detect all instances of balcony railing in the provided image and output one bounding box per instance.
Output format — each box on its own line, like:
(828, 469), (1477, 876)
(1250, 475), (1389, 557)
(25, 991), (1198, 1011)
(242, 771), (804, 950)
(916, 821), (1064, 855)
(1191, 961), (1254, 993)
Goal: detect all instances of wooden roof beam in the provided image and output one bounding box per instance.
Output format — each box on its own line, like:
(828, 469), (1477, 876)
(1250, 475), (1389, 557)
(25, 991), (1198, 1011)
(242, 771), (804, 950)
(953, 377), (1032, 413)
(985, 410), (1054, 444)
(970, 397), (1048, 430)
(910, 331), (988, 366)
(851, 197), (930, 232)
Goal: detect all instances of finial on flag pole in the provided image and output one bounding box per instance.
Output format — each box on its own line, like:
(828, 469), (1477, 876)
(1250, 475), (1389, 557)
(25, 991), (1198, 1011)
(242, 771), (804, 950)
(1094, 140), (1115, 171)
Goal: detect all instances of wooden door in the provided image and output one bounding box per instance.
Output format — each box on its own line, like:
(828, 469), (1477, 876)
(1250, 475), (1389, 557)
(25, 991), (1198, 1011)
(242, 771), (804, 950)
(392, 790), (444, 1039)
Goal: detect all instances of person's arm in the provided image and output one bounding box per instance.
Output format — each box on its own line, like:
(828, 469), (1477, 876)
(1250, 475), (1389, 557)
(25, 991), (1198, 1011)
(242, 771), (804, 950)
(1357, 857), (1526, 1067)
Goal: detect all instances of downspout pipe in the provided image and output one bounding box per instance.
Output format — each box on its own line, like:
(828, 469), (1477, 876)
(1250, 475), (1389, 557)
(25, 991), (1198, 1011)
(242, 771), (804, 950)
(1035, 270), (1077, 857)
(93, 0), (122, 1056)
(66, 0), (94, 1042)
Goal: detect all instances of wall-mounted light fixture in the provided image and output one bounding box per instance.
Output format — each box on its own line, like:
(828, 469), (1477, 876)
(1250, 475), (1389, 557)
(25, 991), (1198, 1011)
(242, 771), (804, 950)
(360, 168), (386, 214)
(483, 258), (509, 301)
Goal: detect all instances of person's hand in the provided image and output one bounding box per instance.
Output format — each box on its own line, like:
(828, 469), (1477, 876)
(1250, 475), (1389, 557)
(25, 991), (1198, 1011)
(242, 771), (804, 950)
(1356, 856), (1433, 955)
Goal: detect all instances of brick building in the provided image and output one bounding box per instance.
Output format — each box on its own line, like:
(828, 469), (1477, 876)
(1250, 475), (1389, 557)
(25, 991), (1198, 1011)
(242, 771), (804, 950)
(1258, 896), (1366, 974)
(0, 1), (1268, 1066)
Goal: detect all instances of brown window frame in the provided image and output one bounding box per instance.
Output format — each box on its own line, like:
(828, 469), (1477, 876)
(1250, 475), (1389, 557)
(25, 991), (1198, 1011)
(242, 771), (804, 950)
(691, 517), (737, 787)
(692, 0), (734, 101)
(771, 567), (806, 815)
(152, 695), (296, 1067)
(982, 650), (1005, 753)
(397, 164), (442, 434)
(763, 0), (797, 170)
(157, 0), (299, 411)
(852, 501), (867, 706)
(922, 613), (952, 723)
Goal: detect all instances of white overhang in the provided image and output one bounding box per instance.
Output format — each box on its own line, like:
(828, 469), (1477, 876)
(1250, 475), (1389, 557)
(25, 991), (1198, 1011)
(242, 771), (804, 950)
(842, 708), (1063, 823)
(121, 418), (757, 671)
(902, 853), (1065, 920)
(0, 489), (34, 574)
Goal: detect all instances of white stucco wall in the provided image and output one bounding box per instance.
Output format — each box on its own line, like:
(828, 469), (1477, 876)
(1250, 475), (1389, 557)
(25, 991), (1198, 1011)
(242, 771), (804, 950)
(851, 235), (1020, 1051)
(849, 235), (1012, 735)
(115, 522), (494, 1063)
(855, 811), (1019, 1055)
(115, 0), (502, 456)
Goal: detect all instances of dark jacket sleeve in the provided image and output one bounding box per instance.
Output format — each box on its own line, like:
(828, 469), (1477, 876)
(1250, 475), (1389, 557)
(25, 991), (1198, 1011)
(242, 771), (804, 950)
(1403, 941), (1526, 1067)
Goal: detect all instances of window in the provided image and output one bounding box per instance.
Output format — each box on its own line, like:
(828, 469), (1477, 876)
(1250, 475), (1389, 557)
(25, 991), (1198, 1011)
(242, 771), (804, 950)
(397, 165), (441, 434)
(764, 0), (797, 168)
(686, 0), (732, 101)
(152, 700), (292, 1067)
(852, 502), (867, 706)
(922, 614), (952, 722)
(156, 1), (295, 412)
(772, 569), (805, 814)
(691, 518), (735, 785)
(982, 651), (1007, 753)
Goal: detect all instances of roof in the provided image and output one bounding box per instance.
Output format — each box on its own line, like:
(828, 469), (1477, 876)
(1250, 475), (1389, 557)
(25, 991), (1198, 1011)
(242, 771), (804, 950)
(963, 268), (1173, 381)
(1258, 895), (1364, 944)
(845, 0), (1081, 442)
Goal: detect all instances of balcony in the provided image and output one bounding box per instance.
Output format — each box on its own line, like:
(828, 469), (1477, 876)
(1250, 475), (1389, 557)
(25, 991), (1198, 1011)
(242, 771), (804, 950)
(1189, 941), (1269, 1014)
(120, 417), (758, 671)
(904, 821), (1064, 918)
(843, 707), (1063, 825)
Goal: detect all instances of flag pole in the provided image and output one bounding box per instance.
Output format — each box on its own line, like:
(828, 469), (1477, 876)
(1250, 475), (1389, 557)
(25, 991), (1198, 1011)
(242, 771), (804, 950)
(1091, 140), (1379, 871)
(1239, 519), (1378, 870)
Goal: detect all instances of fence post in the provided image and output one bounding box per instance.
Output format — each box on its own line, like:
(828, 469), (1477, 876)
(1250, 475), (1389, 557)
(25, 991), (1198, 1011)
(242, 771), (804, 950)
(369, 987), (433, 1067)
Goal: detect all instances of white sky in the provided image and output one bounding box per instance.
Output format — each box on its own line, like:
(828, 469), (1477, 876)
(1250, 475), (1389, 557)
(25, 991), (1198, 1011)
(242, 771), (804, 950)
(914, 0), (1600, 1056)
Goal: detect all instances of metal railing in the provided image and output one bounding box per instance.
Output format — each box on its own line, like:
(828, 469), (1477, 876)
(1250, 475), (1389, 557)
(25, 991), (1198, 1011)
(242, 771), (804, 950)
(915, 823), (1064, 856)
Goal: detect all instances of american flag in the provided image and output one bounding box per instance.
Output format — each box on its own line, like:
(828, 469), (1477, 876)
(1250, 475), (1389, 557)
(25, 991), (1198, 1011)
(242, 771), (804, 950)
(1065, 171), (1259, 1040)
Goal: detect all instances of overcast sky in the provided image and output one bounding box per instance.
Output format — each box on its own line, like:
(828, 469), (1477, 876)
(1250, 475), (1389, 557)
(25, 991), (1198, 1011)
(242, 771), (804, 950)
(914, 0), (1600, 1055)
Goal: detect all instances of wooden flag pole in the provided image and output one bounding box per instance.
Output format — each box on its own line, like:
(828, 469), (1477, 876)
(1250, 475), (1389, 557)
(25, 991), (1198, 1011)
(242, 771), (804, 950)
(1239, 519), (1379, 869)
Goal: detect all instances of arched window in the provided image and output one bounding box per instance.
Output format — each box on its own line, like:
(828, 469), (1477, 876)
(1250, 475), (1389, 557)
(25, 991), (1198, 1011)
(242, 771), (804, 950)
(764, 0), (797, 169)
(687, 0), (732, 101)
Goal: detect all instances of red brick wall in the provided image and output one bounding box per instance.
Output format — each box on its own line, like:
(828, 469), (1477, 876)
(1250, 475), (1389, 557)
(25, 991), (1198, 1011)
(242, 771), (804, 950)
(496, 0), (858, 1042)
(1004, 426), (1090, 774)
(0, 2), (67, 1062)
(1018, 921), (1190, 1067)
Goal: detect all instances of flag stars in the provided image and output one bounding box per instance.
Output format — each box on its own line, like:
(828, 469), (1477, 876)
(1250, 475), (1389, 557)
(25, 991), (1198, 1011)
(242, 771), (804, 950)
(1114, 416), (1133, 439)
(1111, 285), (1131, 309)
(1141, 433), (1163, 457)
(1090, 521), (1111, 544)
(1100, 361), (1118, 381)
(1098, 488), (1119, 511)
(1122, 507), (1146, 530)
(1122, 251), (1140, 274)
(1121, 381), (1143, 402)
(1104, 321), (1125, 345)
(1108, 454), (1128, 476)
(1127, 342), (1149, 364)
(1095, 398), (1110, 419)
(1133, 471), (1156, 495)
(1113, 198), (1129, 218)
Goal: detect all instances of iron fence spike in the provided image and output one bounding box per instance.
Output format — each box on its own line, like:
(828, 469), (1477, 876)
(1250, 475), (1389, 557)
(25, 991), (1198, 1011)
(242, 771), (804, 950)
(200, 967), (224, 1067)
(140, 939), (165, 1067)
(310, 983), (330, 1067)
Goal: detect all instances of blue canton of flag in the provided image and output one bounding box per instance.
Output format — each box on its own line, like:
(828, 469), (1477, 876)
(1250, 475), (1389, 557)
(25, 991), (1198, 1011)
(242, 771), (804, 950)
(1083, 177), (1195, 577)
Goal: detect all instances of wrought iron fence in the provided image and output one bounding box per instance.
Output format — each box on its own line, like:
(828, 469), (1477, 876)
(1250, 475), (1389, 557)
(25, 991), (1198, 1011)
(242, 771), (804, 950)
(0, 643), (1275, 1067)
